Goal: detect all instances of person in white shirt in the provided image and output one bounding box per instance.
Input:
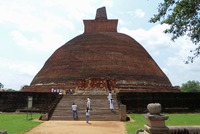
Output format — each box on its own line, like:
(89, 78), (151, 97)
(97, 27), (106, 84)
(86, 97), (91, 109)
(72, 103), (78, 119)
(107, 91), (112, 102)
(110, 99), (114, 111)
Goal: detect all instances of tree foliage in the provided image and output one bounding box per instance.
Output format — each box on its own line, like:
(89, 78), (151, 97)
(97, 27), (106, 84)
(0, 82), (4, 89)
(0, 82), (17, 91)
(180, 80), (200, 92)
(4, 88), (17, 92)
(150, 0), (200, 63)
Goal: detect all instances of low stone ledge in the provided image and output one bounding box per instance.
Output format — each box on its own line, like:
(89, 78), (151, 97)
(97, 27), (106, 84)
(15, 108), (40, 113)
(0, 130), (7, 134)
(169, 126), (200, 134)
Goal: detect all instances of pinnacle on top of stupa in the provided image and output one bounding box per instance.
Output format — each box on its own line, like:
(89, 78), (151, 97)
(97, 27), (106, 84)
(83, 6), (118, 33)
(95, 6), (107, 20)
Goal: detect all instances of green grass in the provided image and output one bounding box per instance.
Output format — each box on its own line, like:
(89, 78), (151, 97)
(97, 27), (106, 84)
(126, 114), (146, 134)
(0, 113), (43, 134)
(165, 113), (200, 125)
(1, 113), (200, 134)
(126, 113), (200, 134)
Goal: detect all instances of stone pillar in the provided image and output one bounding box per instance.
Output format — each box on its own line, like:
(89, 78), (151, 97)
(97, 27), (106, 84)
(119, 104), (127, 121)
(144, 103), (169, 134)
(41, 113), (49, 121)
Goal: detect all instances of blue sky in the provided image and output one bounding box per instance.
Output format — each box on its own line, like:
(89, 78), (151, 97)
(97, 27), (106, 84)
(0, 0), (199, 90)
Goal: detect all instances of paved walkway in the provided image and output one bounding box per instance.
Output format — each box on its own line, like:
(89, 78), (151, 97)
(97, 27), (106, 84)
(24, 121), (127, 134)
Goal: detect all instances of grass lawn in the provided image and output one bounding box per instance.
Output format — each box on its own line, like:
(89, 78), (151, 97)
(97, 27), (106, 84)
(1, 113), (200, 134)
(0, 113), (42, 134)
(126, 113), (200, 134)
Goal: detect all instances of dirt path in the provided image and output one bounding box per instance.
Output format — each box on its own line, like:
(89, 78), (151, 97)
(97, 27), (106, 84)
(24, 121), (127, 134)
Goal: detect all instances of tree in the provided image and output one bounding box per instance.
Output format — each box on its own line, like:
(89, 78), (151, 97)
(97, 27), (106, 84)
(4, 88), (17, 92)
(0, 82), (4, 89)
(180, 80), (200, 92)
(150, 0), (200, 63)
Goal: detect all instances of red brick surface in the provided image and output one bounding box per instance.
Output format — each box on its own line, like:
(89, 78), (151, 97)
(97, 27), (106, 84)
(23, 7), (176, 92)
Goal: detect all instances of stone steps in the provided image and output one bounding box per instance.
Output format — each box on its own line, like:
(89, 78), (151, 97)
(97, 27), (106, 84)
(50, 94), (119, 121)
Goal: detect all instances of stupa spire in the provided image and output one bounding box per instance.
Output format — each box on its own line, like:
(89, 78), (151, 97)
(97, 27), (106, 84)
(95, 7), (107, 20)
(83, 7), (118, 33)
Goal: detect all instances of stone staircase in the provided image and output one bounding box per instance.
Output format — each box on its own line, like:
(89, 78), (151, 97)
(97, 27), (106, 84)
(50, 94), (120, 121)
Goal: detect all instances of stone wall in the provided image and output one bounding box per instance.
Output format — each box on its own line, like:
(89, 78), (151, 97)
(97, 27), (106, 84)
(169, 126), (200, 134)
(22, 82), (76, 93)
(117, 92), (200, 113)
(0, 92), (61, 113)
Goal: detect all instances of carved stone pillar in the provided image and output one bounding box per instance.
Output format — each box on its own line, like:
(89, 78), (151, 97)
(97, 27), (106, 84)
(144, 103), (169, 134)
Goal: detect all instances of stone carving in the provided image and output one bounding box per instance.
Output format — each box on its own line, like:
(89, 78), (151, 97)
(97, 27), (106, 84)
(147, 103), (162, 114)
(144, 103), (169, 134)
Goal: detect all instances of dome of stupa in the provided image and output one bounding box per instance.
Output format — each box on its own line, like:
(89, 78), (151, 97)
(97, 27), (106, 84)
(23, 7), (179, 92)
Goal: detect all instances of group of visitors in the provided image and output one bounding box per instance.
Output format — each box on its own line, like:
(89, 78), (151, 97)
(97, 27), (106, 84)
(51, 88), (63, 94)
(71, 91), (114, 123)
(51, 88), (73, 95)
(71, 97), (91, 123)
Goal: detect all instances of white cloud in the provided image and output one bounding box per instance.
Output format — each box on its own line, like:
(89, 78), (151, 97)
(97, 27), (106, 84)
(0, 71), (31, 90)
(120, 24), (200, 86)
(0, 57), (39, 89)
(0, 57), (38, 76)
(0, 1), (86, 52)
(133, 9), (145, 18)
(120, 24), (172, 55)
(0, 0), (115, 53)
(126, 9), (145, 18)
(11, 30), (66, 52)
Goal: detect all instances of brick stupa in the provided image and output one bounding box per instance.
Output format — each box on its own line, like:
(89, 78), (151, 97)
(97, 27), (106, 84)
(23, 7), (179, 92)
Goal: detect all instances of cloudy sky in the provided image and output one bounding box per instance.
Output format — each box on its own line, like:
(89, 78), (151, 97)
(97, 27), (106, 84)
(0, 0), (199, 90)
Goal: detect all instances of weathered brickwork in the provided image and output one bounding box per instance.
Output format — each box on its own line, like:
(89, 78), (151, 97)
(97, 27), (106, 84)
(77, 78), (116, 90)
(23, 7), (178, 92)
